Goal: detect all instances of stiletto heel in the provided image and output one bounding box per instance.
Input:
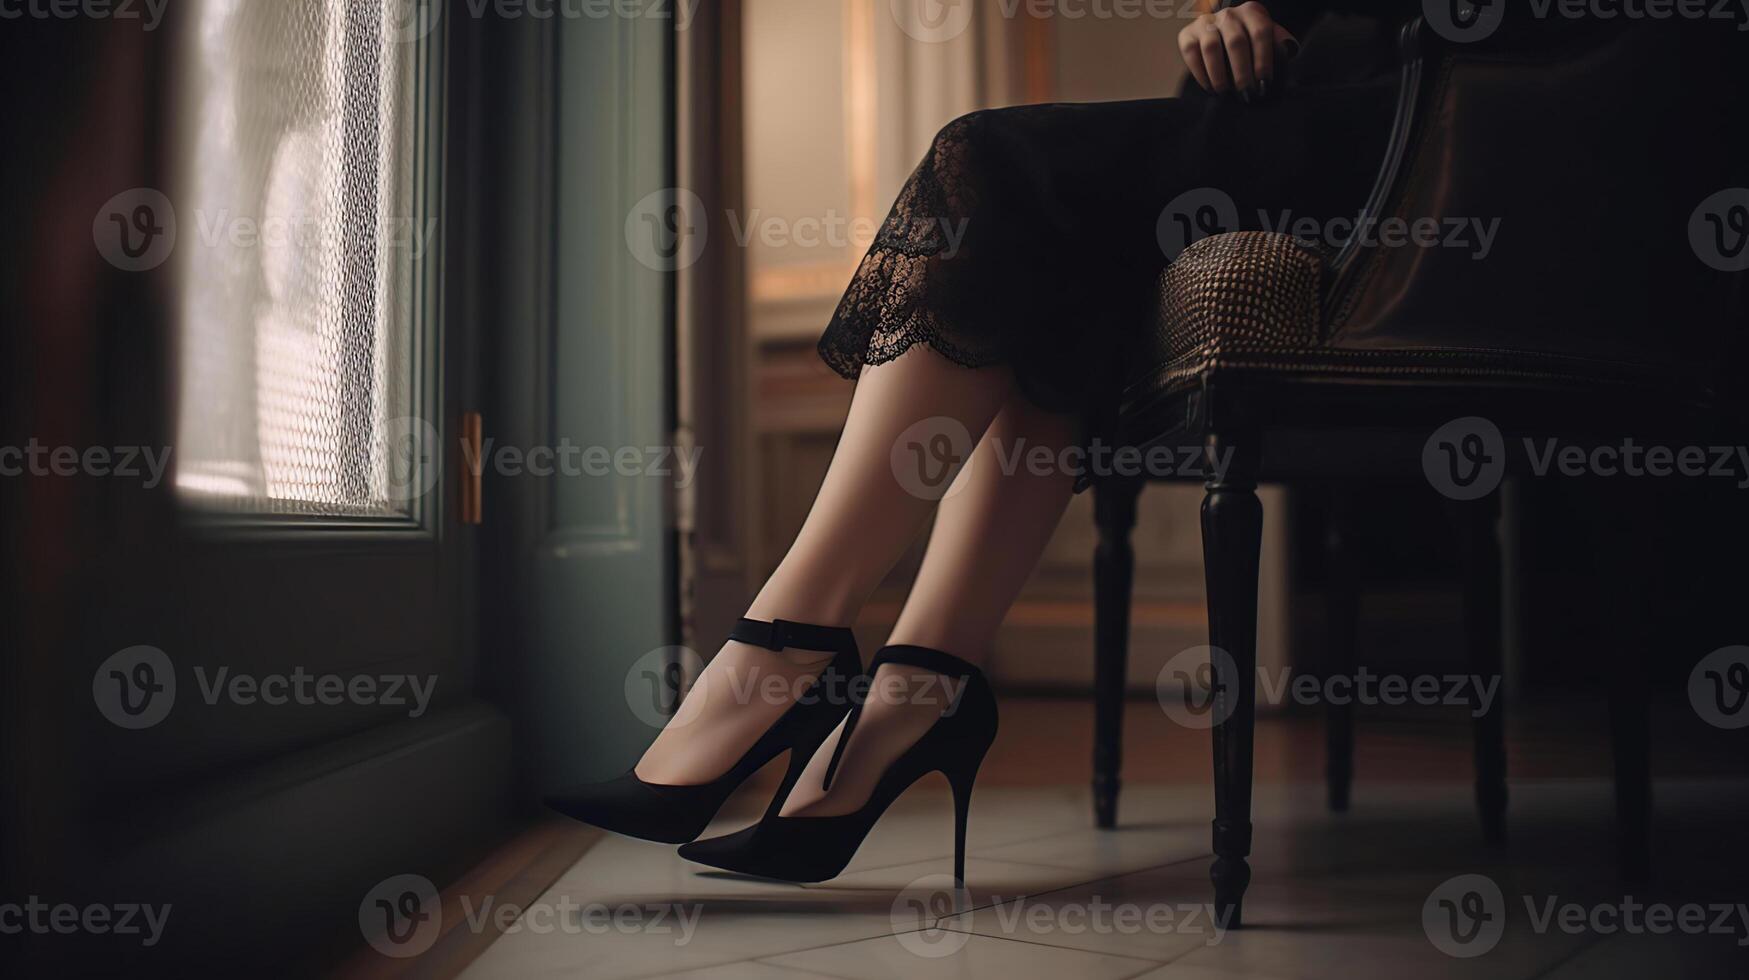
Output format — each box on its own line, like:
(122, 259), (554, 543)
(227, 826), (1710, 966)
(947, 758), (981, 886)
(679, 645), (998, 884)
(543, 618), (861, 844)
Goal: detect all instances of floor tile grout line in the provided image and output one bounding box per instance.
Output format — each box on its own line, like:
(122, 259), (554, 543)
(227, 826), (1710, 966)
(969, 853), (1219, 915)
(833, 834), (1216, 897)
(741, 929), (943, 980)
(609, 929), (928, 980)
(926, 925), (1177, 968)
(663, 958), (857, 980)
(935, 914), (1191, 964)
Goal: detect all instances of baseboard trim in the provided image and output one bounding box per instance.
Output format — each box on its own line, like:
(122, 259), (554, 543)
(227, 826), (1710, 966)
(50, 702), (518, 976)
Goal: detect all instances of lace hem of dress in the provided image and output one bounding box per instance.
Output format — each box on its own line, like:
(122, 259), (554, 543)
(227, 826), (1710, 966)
(817, 111), (1005, 379)
(816, 247), (1008, 379)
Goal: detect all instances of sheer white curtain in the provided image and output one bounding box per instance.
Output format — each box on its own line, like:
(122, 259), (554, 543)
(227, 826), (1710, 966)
(175, 0), (419, 516)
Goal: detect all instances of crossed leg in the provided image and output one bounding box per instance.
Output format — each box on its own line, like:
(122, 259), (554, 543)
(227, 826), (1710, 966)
(780, 391), (1079, 816)
(636, 348), (1013, 785)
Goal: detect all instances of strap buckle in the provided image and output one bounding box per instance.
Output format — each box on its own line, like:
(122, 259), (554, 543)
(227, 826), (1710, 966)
(767, 619), (794, 651)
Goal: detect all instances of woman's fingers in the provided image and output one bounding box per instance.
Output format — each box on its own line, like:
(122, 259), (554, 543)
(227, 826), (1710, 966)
(1179, 29), (1213, 93)
(1235, 2), (1276, 91)
(1180, 2), (1294, 98)
(1215, 10), (1255, 95)
(1198, 23), (1233, 94)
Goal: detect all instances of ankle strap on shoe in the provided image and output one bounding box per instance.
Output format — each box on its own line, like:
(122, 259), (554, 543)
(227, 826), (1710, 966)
(868, 644), (983, 680)
(730, 617), (857, 654)
(822, 644), (981, 792)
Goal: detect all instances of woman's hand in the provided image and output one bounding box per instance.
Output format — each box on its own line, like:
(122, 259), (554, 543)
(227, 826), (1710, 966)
(1179, 1), (1298, 99)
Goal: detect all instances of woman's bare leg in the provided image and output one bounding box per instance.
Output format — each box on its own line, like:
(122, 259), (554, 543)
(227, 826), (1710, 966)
(781, 392), (1078, 815)
(636, 348), (1013, 785)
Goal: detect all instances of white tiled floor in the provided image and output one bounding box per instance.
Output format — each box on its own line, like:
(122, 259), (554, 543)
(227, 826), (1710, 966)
(459, 779), (1749, 980)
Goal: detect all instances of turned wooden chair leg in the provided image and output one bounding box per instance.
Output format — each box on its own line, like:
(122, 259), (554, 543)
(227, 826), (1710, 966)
(1093, 477), (1143, 829)
(1202, 434), (1262, 928)
(1323, 489), (1359, 813)
(1450, 494), (1508, 846)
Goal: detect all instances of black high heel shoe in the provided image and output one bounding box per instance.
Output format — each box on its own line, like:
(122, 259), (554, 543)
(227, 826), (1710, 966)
(679, 645), (997, 884)
(543, 618), (862, 844)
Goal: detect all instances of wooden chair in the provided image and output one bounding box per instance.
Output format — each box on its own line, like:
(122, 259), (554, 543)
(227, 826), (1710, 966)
(1089, 17), (1747, 926)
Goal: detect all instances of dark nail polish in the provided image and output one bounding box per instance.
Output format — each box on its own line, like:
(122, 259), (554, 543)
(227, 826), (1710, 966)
(1240, 90), (1251, 105)
(1284, 38), (1301, 58)
(1258, 78), (1270, 99)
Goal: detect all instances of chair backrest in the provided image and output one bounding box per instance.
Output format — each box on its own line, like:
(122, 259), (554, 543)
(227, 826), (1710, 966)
(1325, 18), (1748, 413)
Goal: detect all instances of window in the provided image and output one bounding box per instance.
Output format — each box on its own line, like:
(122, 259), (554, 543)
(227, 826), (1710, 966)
(175, 0), (432, 518)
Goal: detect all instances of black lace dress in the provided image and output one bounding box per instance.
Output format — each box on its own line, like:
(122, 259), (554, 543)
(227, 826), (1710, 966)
(817, 1), (1412, 443)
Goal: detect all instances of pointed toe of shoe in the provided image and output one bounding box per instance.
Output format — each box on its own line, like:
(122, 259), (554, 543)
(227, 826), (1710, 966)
(676, 826), (760, 871)
(543, 778), (703, 844)
(679, 823), (841, 883)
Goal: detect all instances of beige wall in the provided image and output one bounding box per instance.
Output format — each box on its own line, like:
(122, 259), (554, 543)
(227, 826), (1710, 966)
(743, 0), (1194, 343)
